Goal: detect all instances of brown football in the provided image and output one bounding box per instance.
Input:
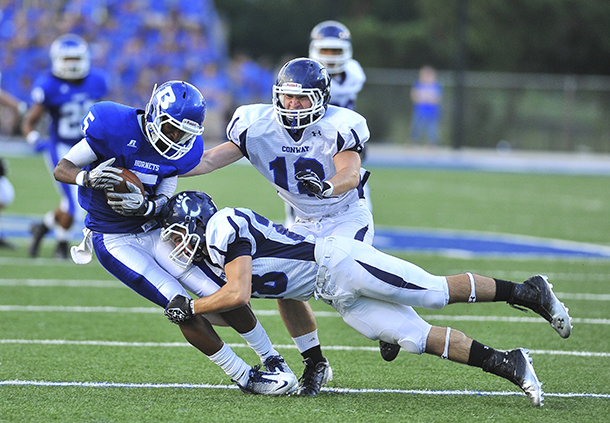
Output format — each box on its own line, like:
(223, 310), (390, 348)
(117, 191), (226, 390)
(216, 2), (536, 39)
(105, 167), (145, 198)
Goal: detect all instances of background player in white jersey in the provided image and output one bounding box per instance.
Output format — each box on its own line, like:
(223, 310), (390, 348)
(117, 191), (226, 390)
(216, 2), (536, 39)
(52, 81), (296, 396)
(183, 58), (372, 394)
(310, 20), (402, 361)
(309, 20), (366, 110)
(160, 190), (573, 407)
(22, 34), (109, 259)
(283, 20), (371, 229)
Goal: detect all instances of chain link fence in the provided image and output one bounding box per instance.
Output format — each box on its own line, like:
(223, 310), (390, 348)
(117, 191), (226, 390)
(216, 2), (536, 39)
(360, 68), (610, 153)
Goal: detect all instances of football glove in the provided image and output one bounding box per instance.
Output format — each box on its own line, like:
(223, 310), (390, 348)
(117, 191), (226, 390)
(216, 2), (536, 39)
(295, 169), (334, 199)
(107, 181), (151, 216)
(82, 158), (123, 190)
(164, 294), (195, 324)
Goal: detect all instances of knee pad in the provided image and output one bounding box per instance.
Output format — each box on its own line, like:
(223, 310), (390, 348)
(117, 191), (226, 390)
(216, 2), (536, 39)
(420, 289), (448, 310)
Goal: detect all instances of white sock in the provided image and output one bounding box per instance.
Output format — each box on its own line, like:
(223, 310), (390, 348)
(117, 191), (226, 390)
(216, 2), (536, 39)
(208, 342), (251, 386)
(239, 320), (278, 362)
(292, 329), (320, 354)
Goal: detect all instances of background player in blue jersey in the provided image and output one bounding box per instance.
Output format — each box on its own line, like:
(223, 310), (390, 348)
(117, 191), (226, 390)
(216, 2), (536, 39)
(160, 190), (573, 407)
(52, 81), (297, 396)
(183, 58), (373, 394)
(22, 34), (109, 259)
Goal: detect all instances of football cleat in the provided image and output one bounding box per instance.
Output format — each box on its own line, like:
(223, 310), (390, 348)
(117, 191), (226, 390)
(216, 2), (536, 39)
(379, 340), (401, 362)
(296, 357), (333, 396)
(0, 238), (16, 250)
(509, 275), (572, 339)
(263, 354), (294, 376)
(29, 223), (49, 257)
(482, 348), (543, 407)
(233, 365), (297, 396)
(55, 240), (69, 259)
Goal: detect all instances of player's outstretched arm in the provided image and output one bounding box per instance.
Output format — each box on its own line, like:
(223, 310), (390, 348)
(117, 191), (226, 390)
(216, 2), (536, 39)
(181, 142), (244, 177)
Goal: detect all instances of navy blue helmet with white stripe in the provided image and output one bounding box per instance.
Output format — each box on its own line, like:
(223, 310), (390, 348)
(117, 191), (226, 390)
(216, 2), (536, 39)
(160, 190), (217, 267)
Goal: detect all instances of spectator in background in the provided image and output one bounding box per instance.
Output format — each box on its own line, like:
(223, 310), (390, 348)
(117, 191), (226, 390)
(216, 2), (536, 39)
(410, 65), (442, 146)
(21, 33), (108, 259)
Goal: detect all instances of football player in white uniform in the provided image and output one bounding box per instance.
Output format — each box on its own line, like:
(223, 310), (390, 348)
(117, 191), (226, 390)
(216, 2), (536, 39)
(53, 81), (297, 396)
(309, 20), (366, 111)
(160, 190), (573, 407)
(183, 58), (372, 394)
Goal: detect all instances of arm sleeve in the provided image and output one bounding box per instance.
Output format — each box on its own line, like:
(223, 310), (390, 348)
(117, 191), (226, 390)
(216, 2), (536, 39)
(63, 139), (98, 168)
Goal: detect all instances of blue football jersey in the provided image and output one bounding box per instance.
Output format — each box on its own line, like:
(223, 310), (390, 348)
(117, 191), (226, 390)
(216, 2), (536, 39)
(30, 69), (108, 146)
(79, 101), (204, 234)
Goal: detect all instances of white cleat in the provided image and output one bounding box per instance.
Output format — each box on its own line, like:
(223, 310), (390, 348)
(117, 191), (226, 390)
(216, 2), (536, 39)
(234, 365), (298, 396)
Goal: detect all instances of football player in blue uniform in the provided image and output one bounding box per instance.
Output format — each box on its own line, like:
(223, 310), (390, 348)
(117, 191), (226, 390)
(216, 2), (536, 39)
(160, 190), (573, 407)
(52, 81), (297, 396)
(22, 34), (109, 259)
(183, 58), (374, 394)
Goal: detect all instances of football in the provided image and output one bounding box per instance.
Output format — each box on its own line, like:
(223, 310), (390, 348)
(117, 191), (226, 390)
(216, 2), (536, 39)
(105, 167), (145, 197)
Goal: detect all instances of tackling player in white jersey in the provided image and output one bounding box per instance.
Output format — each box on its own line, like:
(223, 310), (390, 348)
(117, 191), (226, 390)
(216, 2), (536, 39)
(183, 57), (372, 394)
(160, 190), (573, 407)
(53, 81), (297, 396)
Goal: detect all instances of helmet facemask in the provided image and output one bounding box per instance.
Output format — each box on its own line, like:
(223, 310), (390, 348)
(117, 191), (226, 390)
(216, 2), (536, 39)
(160, 221), (206, 268)
(50, 34), (91, 80)
(309, 40), (352, 74)
(144, 82), (205, 160)
(273, 83), (328, 132)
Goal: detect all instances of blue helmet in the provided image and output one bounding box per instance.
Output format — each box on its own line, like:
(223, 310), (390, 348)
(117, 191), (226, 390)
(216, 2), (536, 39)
(50, 34), (91, 80)
(145, 80), (206, 160)
(160, 191), (217, 267)
(309, 21), (353, 74)
(272, 58), (331, 131)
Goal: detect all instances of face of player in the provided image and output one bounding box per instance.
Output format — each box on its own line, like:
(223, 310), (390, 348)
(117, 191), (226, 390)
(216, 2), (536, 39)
(283, 94), (312, 111)
(160, 121), (188, 143)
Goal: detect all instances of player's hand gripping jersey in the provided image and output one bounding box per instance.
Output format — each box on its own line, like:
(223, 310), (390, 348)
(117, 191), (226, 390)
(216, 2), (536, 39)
(226, 104), (369, 219)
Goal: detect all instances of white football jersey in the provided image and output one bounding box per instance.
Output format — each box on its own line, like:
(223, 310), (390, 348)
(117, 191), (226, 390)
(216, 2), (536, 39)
(204, 207), (319, 301)
(227, 103), (370, 219)
(329, 59), (366, 110)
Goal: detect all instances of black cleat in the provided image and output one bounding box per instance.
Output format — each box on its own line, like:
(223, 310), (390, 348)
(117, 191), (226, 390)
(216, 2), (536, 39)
(54, 240), (69, 259)
(509, 275), (572, 338)
(296, 357), (333, 396)
(380, 340), (401, 362)
(29, 223), (49, 257)
(0, 238), (16, 249)
(482, 348), (543, 407)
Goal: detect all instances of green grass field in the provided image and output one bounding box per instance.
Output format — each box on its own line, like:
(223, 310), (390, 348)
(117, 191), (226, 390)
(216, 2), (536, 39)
(1, 156), (609, 422)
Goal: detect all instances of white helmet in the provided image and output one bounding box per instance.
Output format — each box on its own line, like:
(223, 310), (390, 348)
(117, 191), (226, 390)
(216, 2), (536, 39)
(309, 21), (353, 74)
(50, 34), (91, 80)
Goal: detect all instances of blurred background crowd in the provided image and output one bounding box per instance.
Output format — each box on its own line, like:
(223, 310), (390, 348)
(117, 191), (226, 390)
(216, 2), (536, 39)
(2, 0), (610, 151)
(0, 0), (275, 141)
